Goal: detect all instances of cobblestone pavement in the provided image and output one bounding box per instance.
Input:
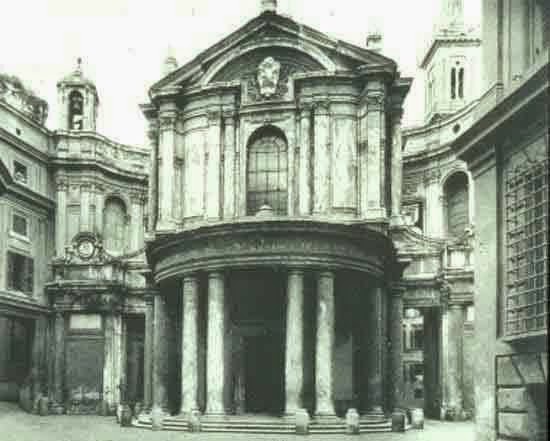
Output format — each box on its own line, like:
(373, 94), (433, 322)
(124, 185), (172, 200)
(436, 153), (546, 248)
(0, 402), (474, 441)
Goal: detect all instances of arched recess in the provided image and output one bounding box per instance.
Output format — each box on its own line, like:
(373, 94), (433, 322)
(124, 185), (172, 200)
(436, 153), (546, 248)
(246, 125), (288, 216)
(442, 171), (470, 237)
(103, 196), (128, 254)
(68, 90), (84, 130)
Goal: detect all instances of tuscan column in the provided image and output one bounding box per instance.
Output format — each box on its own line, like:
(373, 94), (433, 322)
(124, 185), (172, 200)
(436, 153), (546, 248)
(223, 110), (236, 219)
(298, 105), (312, 215)
(152, 293), (169, 412)
(143, 295), (154, 412)
(206, 110), (222, 220)
(365, 87), (385, 219)
(313, 101), (331, 215)
(180, 275), (200, 414)
(389, 283), (405, 410)
(147, 121), (159, 232)
(390, 107), (404, 225)
(206, 272), (225, 414)
(366, 285), (384, 413)
(80, 183), (91, 231)
(442, 303), (464, 420)
(52, 311), (65, 413)
(285, 269), (304, 414)
(158, 107), (177, 230)
(315, 271), (335, 416)
(55, 179), (67, 257)
(31, 316), (47, 406)
(103, 315), (115, 410)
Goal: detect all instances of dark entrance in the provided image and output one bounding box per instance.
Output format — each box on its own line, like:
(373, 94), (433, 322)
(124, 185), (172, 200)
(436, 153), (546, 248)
(230, 269), (285, 415)
(244, 333), (284, 414)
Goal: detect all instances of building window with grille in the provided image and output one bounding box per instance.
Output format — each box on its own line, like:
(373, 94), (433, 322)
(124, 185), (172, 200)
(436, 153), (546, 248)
(246, 126), (288, 216)
(505, 158), (548, 336)
(444, 171), (470, 237)
(6, 251), (34, 294)
(103, 197), (127, 254)
(12, 213), (28, 238)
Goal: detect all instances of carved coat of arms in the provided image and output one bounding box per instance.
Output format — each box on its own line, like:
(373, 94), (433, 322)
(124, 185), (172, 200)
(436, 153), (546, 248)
(257, 57), (281, 98)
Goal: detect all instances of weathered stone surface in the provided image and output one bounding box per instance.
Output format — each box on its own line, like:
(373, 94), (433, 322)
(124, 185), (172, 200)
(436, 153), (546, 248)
(497, 388), (527, 411)
(188, 409), (201, 432)
(180, 276), (199, 414)
(345, 408), (360, 434)
(498, 412), (529, 439)
(496, 356), (522, 386)
(206, 272), (225, 414)
(285, 270), (304, 414)
(295, 408), (310, 435)
(151, 406), (164, 431)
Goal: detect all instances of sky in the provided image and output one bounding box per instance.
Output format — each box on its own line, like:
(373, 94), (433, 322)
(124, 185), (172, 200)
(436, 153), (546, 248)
(0, 0), (480, 147)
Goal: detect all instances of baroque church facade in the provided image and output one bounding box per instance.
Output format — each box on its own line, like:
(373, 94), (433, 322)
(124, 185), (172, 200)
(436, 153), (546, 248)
(0, 0), (547, 437)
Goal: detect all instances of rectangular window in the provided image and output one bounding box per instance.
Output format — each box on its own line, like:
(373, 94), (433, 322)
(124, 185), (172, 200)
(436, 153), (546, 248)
(505, 158), (548, 336)
(12, 213), (28, 237)
(13, 161), (28, 184)
(6, 251), (34, 294)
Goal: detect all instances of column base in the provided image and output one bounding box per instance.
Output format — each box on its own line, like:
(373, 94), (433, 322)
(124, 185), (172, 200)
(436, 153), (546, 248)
(151, 406), (169, 431)
(50, 402), (65, 415)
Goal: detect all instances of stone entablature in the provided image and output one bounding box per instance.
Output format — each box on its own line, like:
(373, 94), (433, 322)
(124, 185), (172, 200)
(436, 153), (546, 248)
(148, 219), (394, 283)
(55, 131), (149, 176)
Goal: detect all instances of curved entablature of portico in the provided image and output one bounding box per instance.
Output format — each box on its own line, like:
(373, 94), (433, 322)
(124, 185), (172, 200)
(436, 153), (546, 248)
(201, 39), (336, 87)
(147, 219), (395, 284)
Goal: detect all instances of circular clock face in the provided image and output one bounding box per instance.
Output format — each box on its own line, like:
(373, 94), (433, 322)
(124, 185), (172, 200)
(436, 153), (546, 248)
(77, 240), (95, 259)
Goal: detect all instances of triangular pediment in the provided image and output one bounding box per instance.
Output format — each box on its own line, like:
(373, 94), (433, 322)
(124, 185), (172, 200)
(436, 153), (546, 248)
(150, 12), (397, 97)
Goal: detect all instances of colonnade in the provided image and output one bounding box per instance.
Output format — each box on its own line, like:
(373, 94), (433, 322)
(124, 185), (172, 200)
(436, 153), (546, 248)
(139, 269), (405, 418)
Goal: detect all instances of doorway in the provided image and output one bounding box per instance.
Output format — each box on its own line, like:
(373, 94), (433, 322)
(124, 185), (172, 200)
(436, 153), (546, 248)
(243, 333), (284, 414)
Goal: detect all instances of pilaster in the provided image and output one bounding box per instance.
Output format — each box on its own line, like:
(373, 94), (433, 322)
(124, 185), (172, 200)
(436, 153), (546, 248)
(143, 295), (154, 411)
(313, 100), (331, 215)
(80, 183), (91, 231)
(390, 106), (404, 225)
(55, 179), (68, 257)
(365, 89), (386, 219)
(206, 110), (222, 220)
(298, 105), (312, 215)
(157, 108), (177, 231)
(223, 110), (236, 219)
(147, 121), (159, 232)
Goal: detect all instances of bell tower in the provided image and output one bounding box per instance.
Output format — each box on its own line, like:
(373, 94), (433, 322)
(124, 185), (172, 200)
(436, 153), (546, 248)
(57, 58), (99, 131)
(420, 0), (481, 122)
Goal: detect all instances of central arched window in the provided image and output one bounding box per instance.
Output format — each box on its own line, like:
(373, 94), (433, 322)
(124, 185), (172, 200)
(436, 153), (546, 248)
(68, 90), (84, 130)
(444, 172), (469, 237)
(246, 126), (288, 216)
(103, 197), (127, 253)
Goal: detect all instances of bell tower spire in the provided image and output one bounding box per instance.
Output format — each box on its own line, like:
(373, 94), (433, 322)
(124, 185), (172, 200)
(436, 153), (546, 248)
(440, 0), (465, 32)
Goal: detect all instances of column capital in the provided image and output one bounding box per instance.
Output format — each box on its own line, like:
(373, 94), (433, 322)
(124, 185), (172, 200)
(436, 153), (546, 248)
(223, 109), (236, 125)
(317, 270), (335, 280)
(159, 113), (177, 132)
(288, 268), (305, 277)
(389, 283), (406, 297)
(312, 99), (331, 116)
(365, 92), (385, 112)
(206, 109), (222, 127)
(207, 271), (225, 281)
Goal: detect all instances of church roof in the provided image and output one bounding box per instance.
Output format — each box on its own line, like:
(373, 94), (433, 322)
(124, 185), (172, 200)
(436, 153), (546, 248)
(149, 9), (400, 101)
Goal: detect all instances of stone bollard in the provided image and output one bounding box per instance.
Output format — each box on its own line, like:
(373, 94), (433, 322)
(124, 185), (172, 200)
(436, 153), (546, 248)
(410, 408), (424, 429)
(151, 406), (164, 431)
(391, 410), (406, 432)
(346, 408), (360, 434)
(188, 409), (201, 432)
(119, 404), (133, 427)
(295, 408), (310, 435)
(39, 396), (50, 416)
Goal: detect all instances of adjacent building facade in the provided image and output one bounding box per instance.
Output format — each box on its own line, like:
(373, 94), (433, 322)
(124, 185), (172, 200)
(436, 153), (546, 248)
(453, 1), (548, 440)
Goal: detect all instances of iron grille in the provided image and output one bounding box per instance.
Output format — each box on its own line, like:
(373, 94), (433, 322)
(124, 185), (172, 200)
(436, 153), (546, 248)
(505, 158), (548, 335)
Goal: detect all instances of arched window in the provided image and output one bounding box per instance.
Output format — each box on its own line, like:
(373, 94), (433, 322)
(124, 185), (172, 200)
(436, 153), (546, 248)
(246, 126), (288, 215)
(444, 172), (469, 237)
(458, 68), (464, 99)
(68, 90), (84, 130)
(103, 197), (127, 253)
